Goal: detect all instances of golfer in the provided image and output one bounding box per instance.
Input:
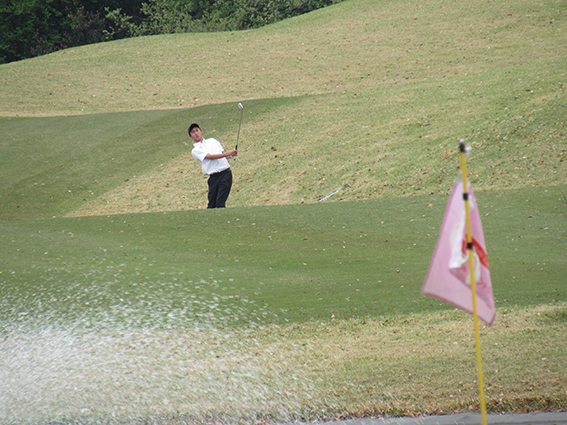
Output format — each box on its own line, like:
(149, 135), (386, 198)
(189, 123), (238, 209)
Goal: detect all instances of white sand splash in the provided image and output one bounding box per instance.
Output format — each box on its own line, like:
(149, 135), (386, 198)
(0, 323), (319, 424)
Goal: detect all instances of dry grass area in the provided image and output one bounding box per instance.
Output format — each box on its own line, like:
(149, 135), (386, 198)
(63, 90), (566, 217)
(0, 0), (564, 117)
(255, 302), (567, 419)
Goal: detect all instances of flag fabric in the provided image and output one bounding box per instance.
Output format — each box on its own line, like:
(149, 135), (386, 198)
(422, 177), (495, 325)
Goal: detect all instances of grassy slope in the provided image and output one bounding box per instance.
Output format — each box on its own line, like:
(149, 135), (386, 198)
(1, 0), (565, 117)
(0, 0), (565, 217)
(0, 0), (566, 422)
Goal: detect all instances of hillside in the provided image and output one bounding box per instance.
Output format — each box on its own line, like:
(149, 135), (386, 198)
(0, 0), (565, 218)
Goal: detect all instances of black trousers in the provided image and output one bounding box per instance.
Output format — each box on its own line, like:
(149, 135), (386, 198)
(207, 168), (232, 208)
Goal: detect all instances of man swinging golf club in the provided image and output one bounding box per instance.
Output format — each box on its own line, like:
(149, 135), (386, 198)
(189, 103), (244, 208)
(189, 116), (240, 208)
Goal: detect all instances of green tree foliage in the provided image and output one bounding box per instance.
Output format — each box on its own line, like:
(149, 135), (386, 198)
(104, 0), (206, 38)
(0, 0), (123, 63)
(0, 0), (342, 64)
(108, 0), (342, 35)
(1, 0), (68, 63)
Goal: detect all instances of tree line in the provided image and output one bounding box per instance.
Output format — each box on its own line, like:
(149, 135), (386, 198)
(0, 0), (341, 64)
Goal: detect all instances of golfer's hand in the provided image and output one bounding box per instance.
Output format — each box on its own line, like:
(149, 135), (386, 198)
(227, 149), (238, 157)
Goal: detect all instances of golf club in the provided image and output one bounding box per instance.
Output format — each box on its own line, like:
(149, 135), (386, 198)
(235, 102), (244, 150)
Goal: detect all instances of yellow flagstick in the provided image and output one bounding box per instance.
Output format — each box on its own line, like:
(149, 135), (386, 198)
(459, 139), (488, 425)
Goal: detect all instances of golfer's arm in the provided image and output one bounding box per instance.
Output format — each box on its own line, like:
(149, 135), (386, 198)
(205, 152), (230, 160)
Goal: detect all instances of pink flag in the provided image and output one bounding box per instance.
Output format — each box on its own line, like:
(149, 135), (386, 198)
(422, 178), (495, 325)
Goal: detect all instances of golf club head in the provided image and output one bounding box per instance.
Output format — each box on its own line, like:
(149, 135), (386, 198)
(238, 102), (244, 109)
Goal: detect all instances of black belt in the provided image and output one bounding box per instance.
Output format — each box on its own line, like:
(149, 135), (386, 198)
(209, 167), (230, 176)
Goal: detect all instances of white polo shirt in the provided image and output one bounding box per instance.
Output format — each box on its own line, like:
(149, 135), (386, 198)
(191, 137), (230, 175)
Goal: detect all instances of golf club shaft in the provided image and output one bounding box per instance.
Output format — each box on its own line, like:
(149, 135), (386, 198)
(235, 108), (244, 150)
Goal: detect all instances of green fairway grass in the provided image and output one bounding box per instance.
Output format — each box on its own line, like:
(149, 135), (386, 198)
(0, 0), (566, 422)
(1, 185), (566, 330)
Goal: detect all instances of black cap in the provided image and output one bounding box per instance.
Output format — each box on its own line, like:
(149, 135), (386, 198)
(188, 123), (200, 135)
